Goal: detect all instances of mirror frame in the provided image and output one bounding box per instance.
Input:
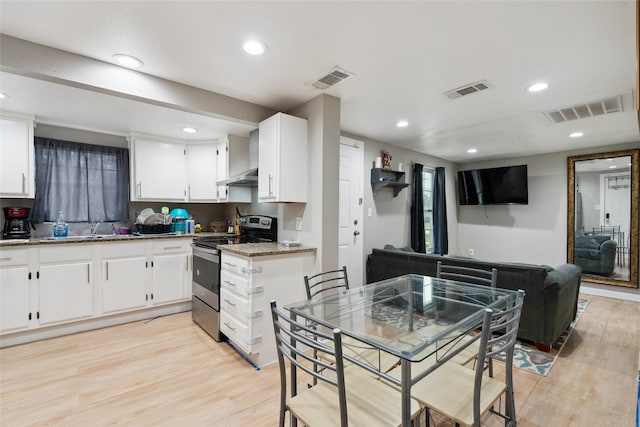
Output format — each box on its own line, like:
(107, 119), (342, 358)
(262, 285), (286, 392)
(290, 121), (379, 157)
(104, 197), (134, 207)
(567, 148), (639, 288)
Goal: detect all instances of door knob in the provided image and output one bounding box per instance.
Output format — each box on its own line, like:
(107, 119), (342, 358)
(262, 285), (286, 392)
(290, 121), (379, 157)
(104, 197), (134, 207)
(353, 230), (360, 236)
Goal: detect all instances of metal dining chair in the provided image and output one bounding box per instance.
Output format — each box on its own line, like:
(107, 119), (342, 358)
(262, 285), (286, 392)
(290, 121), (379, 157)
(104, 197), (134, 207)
(303, 266), (400, 377)
(389, 290), (525, 427)
(436, 261), (498, 368)
(304, 265), (350, 300)
(269, 300), (421, 427)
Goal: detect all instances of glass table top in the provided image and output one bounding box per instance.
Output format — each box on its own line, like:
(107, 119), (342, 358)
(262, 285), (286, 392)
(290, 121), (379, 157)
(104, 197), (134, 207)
(285, 274), (523, 362)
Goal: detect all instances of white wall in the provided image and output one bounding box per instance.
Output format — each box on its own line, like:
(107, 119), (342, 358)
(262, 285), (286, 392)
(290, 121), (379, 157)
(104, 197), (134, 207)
(341, 132), (459, 263)
(456, 141), (638, 267)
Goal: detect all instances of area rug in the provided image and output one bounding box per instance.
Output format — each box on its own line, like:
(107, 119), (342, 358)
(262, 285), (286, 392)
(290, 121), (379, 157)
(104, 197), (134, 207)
(497, 298), (590, 377)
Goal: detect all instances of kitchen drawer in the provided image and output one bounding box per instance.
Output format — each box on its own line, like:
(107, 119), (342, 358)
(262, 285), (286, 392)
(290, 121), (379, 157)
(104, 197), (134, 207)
(220, 288), (263, 326)
(220, 311), (262, 354)
(0, 248), (29, 266)
(101, 241), (146, 258)
(152, 240), (190, 254)
(220, 270), (264, 297)
(220, 252), (249, 276)
(39, 245), (92, 263)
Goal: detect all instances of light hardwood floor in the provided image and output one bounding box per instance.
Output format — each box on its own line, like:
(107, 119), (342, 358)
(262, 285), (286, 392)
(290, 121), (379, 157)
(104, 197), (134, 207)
(1, 293), (638, 426)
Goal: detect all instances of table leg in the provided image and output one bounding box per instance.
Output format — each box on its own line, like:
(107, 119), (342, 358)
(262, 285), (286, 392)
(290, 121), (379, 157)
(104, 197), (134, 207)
(401, 358), (411, 426)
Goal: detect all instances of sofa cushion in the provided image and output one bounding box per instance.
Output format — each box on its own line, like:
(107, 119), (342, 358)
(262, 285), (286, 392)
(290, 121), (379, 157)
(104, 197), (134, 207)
(575, 237), (601, 249)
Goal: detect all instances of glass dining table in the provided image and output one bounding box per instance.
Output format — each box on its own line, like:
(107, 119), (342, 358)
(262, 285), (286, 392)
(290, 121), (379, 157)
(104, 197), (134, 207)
(285, 273), (524, 426)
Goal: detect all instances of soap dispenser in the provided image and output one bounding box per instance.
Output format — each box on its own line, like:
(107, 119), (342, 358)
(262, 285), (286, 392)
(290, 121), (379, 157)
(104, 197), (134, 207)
(53, 211), (69, 237)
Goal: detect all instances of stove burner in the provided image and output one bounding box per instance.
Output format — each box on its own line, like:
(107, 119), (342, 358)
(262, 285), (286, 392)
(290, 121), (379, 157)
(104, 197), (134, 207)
(193, 214), (278, 249)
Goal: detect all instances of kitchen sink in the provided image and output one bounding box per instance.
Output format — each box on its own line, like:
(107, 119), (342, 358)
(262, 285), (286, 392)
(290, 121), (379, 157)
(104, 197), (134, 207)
(40, 234), (139, 242)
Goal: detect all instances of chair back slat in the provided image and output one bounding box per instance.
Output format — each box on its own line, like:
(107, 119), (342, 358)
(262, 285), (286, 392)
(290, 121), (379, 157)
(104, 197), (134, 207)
(304, 266), (350, 300)
(437, 261), (497, 288)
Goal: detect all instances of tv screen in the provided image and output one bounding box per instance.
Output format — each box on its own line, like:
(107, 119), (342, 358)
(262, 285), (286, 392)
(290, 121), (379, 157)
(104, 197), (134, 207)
(458, 165), (528, 205)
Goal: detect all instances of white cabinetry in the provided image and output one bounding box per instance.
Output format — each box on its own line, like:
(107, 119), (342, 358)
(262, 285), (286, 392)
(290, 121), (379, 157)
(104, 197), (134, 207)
(0, 112), (34, 198)
(38, 245), (94, 326)
(149, 240), (191, 305)
(101, 242), (148, 314)
(187, 143), (218, 202)
(0, 248), (32, 333)
(129, 134), (187, 201)
(220, 250), (314, 367)
(216, 135), (251, 203)
(258, 113), (308, 203)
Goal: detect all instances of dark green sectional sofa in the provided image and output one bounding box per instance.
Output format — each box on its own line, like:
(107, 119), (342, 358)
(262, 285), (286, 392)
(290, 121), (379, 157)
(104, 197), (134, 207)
(366, 247), (582, 349)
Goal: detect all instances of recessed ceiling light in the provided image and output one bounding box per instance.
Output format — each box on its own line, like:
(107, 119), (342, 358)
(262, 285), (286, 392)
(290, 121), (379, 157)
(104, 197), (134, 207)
(396, 120), (409, 128)
(467, 148), (478, 154)
(609, 165), (617, 169)
(242, 40), (267, 55)
(0, 93), (6, 99)
(182, 127), (197, 134)
(527, 82), (549, 93)
(113, 54), (144, 69)
(569, 132), (584, 138)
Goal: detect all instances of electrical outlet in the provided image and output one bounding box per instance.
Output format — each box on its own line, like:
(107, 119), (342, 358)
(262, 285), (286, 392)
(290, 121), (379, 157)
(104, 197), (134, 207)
(295, 217), (302, 231)
(468, 248), (474, 256)
(367, 208), (373, 217)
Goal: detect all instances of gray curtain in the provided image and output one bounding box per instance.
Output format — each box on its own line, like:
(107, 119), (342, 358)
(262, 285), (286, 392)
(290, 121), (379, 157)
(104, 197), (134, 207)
(33, 137), (129, 223)
(433, 166), (448, 255)
(411, 163), (425, 253)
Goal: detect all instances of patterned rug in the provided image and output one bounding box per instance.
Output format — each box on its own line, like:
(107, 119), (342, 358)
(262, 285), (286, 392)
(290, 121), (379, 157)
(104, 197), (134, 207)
(497, 298), (590, 376)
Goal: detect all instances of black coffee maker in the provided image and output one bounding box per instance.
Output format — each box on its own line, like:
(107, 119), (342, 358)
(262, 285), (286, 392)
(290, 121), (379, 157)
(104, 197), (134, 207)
(3, 207), (35, 239)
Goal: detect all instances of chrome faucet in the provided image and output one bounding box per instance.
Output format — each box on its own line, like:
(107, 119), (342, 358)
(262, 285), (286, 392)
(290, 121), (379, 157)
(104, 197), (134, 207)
(90, 221), (101, 235)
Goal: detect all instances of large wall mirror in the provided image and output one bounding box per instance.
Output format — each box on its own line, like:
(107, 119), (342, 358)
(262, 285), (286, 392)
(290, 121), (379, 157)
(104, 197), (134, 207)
(567, 149), (639, 288)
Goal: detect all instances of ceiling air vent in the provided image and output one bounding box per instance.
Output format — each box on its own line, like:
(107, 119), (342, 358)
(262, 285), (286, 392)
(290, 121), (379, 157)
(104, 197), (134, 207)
(312, 67), (354, 90)
(543, 95), (623, 124)
(443, 80), (492, 99)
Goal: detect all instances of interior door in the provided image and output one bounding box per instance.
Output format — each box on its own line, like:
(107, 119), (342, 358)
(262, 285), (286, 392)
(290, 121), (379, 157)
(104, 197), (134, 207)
(338, 137), (364, 287)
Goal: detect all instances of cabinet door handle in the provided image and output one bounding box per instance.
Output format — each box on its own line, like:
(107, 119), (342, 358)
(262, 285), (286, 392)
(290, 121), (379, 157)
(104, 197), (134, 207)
(268, 174), (273, 196)
(188, 185), (191, 200)
(87, 264), (91, 283)
(223, 280), (236, 287)
(224, 262), (237, 267)
(21, 173), (26, 194)
(138, 181), (142, 198)
(223, 322), (235, 331)
(0, 257), (11, 261)
(223, 298), (236, 307)
(106, 261), (109, 280)
(163, 246), (181, 250)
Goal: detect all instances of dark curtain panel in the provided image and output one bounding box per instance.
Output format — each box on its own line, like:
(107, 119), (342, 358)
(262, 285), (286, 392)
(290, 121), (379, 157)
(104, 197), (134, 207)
(411, 163), (425, 253)
(33, 138), (130, 223)
(433, 166), (448, 255)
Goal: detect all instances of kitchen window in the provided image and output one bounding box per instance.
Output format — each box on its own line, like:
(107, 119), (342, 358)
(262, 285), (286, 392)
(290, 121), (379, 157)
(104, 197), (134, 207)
(422, 168), (434, 252)
(32, 137), (130, 223)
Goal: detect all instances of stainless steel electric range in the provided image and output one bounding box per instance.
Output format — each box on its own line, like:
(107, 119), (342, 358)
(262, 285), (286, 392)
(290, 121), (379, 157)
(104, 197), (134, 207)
(191, 215), (277, 341)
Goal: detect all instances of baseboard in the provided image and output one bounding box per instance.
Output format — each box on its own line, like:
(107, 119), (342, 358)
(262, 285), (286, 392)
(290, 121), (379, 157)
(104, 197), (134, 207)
(580, 283), (640, 302)
(0, 301), (192, 348)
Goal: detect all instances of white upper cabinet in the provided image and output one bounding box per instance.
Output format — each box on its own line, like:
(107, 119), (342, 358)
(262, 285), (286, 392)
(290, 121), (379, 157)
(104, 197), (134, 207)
(187, 143), (218, 202)
(217, 135), (251, 203)
(258, 112), (308, 203)
(0, 112), (34, 198)
(129, 133), (187, 202)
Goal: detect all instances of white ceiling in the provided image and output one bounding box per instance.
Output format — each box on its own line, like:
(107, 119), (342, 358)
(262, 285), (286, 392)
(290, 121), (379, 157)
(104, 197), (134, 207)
(0, 0), (638, 162)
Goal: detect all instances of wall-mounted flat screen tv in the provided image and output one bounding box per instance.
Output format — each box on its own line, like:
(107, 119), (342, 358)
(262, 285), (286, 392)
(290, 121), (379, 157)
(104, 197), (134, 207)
(458, 164), (528, 205)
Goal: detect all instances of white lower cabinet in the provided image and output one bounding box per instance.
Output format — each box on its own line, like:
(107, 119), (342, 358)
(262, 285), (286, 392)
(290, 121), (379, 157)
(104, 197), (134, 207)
(150, 241), (190, 305)
(0, 238), (192, 344)
(220, 250), (315, 367)
(37, 246), (94, 326)
(0, 248), (31, 333)
(102, 242), (148, 314)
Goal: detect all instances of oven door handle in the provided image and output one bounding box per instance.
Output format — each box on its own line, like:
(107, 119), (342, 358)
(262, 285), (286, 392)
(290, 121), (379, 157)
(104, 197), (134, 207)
(191, 245), (219, 263)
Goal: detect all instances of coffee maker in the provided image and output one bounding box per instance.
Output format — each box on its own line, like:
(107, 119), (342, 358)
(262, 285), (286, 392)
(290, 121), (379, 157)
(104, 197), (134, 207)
(3, 207), (34, 239)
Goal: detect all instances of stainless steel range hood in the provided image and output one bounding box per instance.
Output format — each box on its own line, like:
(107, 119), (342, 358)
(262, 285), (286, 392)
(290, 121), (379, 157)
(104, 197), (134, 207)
(217, 168), (258, 186)
(216, 129), (259, 187)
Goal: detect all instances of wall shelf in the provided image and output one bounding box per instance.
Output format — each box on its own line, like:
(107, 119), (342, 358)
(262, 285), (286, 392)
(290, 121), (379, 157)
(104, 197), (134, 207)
(371, 168), (409, 197)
